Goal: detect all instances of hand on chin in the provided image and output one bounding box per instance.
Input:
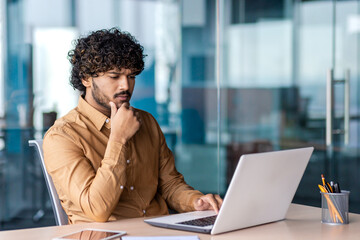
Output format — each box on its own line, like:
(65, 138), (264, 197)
(114, 101), (129, 109)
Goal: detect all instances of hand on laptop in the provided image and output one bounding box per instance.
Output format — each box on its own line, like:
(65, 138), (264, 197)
(194, 194), (223, 214)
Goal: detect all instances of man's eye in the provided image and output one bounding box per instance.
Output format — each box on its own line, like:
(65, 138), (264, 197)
(128, 76), (136, 79)
(110, 76), (118, 79)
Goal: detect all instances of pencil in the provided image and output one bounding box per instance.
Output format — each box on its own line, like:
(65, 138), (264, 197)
(321, 174), (326, 186)
(326, 182), (333, 193)
(318, 185), (344, 223)
(318, 184), (336, 222)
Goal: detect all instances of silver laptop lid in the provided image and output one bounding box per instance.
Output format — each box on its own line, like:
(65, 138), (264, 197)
(144, 147), (313, 235)
(211, 147), (313, 234)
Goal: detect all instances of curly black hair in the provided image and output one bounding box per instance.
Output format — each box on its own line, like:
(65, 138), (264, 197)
(68, 27), (145, 94)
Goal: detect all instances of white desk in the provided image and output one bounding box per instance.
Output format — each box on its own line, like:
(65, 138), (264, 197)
(1, 204), (360, 239)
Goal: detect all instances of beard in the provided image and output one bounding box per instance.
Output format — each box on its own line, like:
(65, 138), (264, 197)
(92, 80), (111, 110)
(91, 80), (132, 110)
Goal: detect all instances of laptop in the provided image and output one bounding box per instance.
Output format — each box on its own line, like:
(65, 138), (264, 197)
(145, 147), (314, 235)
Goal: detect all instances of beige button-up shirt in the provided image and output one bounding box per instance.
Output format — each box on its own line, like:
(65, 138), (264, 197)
(43, 97), (203, 224)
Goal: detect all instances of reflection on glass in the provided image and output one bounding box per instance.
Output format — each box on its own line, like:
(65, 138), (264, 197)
(221, 0), (360, 213)
(1, 0), (224, 230)
(2, 0), (359, 232)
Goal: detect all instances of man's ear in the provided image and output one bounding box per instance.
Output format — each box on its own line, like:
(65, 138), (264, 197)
(81, 77), (92, 88)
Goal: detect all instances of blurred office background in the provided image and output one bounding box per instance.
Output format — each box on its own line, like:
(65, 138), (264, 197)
(0, 0), (360, 230)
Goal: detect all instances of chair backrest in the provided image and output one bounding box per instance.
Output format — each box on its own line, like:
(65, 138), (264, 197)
(29, 139), (68, 226)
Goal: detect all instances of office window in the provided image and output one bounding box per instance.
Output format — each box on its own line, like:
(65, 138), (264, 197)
(0, 0), (5, 118)
(2, 0), (360, 231)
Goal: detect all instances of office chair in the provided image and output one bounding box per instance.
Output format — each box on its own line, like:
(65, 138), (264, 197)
(29, 140), (68, 226)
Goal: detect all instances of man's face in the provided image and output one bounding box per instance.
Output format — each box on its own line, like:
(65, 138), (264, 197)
(83, 68), (136, 115)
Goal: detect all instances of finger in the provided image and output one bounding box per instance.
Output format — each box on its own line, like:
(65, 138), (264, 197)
(109, 101), (117, 119)
(122, 102), (130, 109)
(206, 195), (219, 214)
(214, 195), (223, 209)
(194, 198), (204, 209)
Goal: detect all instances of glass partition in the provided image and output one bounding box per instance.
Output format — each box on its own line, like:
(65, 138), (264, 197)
(1, 0), (360, 231)
(177, 0), (226, 195)
(0, 0), (4, 118)
(0, 0), (223, 229)
(220, 0), (360, 213)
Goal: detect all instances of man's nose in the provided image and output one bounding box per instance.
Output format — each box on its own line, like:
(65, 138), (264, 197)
(118, 75), (129, 90)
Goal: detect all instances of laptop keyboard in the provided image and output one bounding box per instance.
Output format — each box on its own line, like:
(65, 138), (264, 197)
(177, 215), (217, 227)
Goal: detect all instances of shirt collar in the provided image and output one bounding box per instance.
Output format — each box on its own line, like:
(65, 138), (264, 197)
(77, 96), (111, 130)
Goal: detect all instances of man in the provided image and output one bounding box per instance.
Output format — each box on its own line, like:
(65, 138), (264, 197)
(43, 28), (222, 224)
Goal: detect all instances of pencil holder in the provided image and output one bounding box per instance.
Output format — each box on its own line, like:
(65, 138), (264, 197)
(321, 190), (350, 225)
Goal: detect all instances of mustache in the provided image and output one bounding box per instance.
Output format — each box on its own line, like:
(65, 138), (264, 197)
(114, 91), (131, 98)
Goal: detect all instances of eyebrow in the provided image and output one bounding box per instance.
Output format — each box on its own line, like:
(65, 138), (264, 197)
(107, 71), (137, 76)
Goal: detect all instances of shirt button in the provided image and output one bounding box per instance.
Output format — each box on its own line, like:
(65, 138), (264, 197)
(120, 185), (124, 189)
(130, 186), (134, 191)
(126, 159), (130, 164)
(105, 118), (110, 123)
